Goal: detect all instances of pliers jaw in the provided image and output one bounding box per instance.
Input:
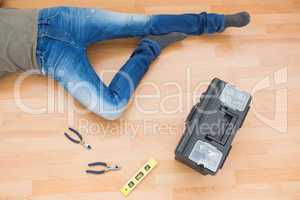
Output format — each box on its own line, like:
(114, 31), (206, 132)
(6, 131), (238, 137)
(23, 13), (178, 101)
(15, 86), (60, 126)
(107, 165), (122, 172)
(81, 142), (92, 150)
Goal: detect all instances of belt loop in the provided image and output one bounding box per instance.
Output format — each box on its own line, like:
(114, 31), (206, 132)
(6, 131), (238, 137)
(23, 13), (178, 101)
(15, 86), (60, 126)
(38, 18), (50, 25)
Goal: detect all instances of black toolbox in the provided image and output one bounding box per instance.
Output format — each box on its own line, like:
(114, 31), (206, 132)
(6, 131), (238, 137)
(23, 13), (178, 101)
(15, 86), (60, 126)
(175, 78), (252, 175)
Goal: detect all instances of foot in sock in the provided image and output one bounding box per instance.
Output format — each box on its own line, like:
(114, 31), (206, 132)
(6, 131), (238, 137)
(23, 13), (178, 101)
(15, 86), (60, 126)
(142, 32), (187, 49)
(224, 12), (250, 29)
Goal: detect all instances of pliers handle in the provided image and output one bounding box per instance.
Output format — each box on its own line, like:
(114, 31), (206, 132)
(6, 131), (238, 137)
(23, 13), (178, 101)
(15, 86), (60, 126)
(86, 162), (121, 175)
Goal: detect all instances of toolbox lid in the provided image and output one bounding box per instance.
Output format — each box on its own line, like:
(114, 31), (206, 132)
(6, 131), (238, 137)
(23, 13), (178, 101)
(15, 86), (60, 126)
(219, 84), (251, 112)
(188, 140), (223, 172)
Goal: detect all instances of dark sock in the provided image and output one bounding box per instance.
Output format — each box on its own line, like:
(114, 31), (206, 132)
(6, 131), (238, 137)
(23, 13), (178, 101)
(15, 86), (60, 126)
(142, 32), (187, 49)
(224, 12), (250, 29)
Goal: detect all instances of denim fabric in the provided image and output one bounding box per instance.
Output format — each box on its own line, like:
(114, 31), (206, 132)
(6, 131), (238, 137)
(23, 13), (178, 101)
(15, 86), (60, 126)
(36, 7), (225, 120)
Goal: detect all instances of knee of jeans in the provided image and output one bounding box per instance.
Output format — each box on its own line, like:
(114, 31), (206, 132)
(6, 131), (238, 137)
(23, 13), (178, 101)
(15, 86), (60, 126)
(142, 15), (153, 35)
(127, 14), (152, 36)
(93, 102), (126, 121)
(100, 110), (123, 121)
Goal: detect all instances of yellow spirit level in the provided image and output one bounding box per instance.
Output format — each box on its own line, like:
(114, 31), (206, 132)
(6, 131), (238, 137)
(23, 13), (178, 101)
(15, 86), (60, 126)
(120, 158), (157, 197)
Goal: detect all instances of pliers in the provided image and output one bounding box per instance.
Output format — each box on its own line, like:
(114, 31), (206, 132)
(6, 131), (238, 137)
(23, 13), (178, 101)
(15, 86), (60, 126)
(86, 162), (121, 175)
(64, 127), (92, 150)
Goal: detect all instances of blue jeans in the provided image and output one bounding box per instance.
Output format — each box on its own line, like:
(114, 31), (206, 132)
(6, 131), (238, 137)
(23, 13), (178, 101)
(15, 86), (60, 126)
(36, 7), (225, 120)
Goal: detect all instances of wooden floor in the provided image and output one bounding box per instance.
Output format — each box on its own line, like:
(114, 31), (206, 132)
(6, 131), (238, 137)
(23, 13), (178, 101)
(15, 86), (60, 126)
(1, 0), (300, 199)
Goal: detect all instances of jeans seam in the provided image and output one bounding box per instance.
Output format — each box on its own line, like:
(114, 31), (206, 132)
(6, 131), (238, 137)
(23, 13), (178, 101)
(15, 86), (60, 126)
(40, 34), (83, 49)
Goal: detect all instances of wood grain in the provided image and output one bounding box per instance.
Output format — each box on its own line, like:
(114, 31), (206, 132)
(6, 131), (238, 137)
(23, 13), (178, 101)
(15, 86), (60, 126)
(0, 0), (299, 199)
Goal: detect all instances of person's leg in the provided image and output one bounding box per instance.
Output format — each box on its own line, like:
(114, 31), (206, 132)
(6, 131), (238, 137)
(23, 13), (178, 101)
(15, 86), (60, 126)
(37, 7), (187, 120)
(37, 7), (248, 120)
(82, 9), (249, 44)
(38, 38), (125, 120)
(38, 32), (185, 120)
(40, 7), (248, 46)
(83, 9), (226, 44)
(108, 33), (186, 104)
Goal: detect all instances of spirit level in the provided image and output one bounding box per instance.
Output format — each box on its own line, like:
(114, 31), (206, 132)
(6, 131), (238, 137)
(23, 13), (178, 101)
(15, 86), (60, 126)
(120, 158), (157, 197)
